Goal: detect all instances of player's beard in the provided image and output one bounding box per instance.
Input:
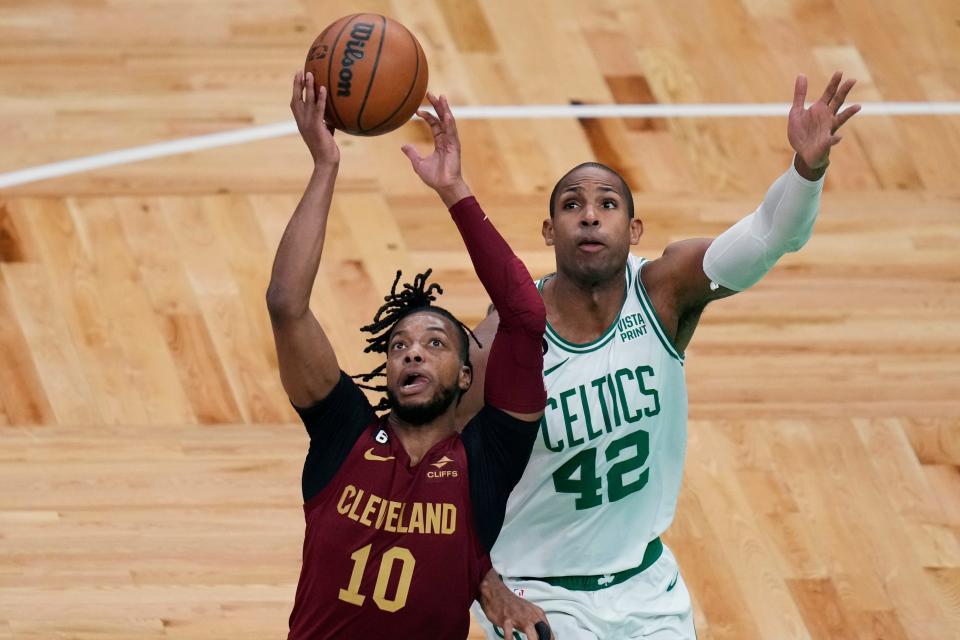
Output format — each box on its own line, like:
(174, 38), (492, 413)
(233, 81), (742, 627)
(387, 381), (460, 426)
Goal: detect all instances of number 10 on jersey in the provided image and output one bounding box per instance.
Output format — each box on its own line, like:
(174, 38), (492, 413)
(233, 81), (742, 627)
(552, 429), (649, 509)
(338, 544), (415, 612)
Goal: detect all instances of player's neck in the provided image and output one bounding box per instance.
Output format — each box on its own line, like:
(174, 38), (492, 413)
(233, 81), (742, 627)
(545, 271), (625, 342)
(386, 411), (457, 466)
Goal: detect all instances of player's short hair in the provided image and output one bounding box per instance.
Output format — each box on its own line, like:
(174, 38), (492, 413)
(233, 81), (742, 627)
(351, 270), (479, 411)
(549, 162), (635, 219)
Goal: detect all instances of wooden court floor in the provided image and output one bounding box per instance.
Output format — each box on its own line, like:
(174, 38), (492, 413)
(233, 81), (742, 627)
(1, 1), (959, 638)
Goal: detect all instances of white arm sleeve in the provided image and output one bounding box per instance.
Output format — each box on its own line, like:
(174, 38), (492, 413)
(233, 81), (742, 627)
(703, 157), (824, 291)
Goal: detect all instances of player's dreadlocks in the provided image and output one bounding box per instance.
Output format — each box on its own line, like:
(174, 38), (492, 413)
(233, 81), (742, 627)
(351, 269), (481, 412)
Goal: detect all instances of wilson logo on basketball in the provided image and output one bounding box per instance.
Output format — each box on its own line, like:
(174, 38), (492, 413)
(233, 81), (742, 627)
(337, 22), (374, 97)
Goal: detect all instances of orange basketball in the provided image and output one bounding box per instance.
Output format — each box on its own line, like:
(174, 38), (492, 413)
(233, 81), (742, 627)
(304, 14), (428, 136)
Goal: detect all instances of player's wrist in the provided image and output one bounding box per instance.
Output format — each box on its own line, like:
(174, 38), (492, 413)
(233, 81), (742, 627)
(312, 155), (340, 171)
(478, 569), (506, 599)
(793, 153), (827, 181)
(438, 179), (472, 209)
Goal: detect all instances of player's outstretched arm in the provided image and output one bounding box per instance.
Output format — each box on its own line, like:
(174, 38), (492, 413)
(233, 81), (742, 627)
(266, 71), (342, 408)
(643, 71), (862, 318)
(402, 94), (546, 422)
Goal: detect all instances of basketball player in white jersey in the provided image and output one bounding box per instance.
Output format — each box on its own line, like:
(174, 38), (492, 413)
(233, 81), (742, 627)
(455, 72), (861, 639)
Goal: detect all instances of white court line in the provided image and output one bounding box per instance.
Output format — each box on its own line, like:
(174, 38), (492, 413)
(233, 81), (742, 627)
(1, 101), (959, 189)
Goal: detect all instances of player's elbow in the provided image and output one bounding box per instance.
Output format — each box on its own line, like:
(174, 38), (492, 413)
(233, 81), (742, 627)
(265, 284), (307, 320)
(503, 261), (547, 335)
(511, 295), (546, 336)
(527, 300), (547, 334)
(784, 226), (814, 253)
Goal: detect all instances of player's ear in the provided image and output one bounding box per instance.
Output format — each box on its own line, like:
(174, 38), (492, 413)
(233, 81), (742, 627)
(629, 217), (643, 246)
(542, 218), (555, 246)
(458, 364), (472, 392)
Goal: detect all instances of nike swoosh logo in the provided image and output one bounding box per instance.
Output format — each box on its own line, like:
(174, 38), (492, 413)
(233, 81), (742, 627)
(666, 571), (679, 592)
(544, 358), (569, 377)
(364, 447), (395, 462)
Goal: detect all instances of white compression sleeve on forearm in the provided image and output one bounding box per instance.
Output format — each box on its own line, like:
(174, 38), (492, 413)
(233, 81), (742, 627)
(703, 158), (824, 291)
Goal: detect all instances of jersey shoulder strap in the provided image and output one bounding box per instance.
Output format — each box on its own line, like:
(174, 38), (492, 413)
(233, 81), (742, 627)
(632, 255), (685, 363)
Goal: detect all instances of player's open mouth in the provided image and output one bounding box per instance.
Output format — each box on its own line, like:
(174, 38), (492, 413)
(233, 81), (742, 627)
(399, 372), (431, 394)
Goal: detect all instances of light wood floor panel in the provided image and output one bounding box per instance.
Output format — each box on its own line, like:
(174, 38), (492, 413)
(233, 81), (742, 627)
(1, 0), (959, 638)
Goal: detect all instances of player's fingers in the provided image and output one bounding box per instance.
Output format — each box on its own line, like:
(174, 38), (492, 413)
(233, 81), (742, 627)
(534, 620), (552, 640)
(502, 622), (515, 640)
(304, 72), (316, 106)
(792, 74), (807, 111)
(426, 91), (442, 114)
(441, 94), (459, 135)
(292, 70), (303, 105)
(829, 133), (843, 147)
(400, 144), (422, 165)
(419, 114), (443, 141)
(322, 92), (335, 133)
(430, 120), (446, 141)
(438, 93), (452, 123)
(316, 84), (327, 113)
(417, 109), (441, 128)
(835, 104), (861, 130)
(832, 78), (856, 112)
(818, 70), (842, 105)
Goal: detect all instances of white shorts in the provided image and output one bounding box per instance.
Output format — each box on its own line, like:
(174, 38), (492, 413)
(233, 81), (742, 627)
(470, 544), (695, 639)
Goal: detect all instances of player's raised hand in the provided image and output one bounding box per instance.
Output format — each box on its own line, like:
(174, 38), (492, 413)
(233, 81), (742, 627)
(291, 70), (339, 166)
(788, 71), (860, 175)
(401, 93), (471, 207)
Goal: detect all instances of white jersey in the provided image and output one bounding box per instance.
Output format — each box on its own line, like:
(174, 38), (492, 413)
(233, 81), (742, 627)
(491, 254), (688, 577)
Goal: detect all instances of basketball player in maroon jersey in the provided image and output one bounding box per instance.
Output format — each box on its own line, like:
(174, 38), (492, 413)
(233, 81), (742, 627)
(268, 72), (551, 638)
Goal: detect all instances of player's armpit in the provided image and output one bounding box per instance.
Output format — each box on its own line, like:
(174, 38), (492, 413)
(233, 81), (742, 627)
(642, 238), (738, 318)
(268, 306), (342, 409)
(455, 310), (499, 431)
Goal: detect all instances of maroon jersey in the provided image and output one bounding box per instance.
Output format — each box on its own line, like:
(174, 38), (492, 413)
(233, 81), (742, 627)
(287, 372), (537, 639)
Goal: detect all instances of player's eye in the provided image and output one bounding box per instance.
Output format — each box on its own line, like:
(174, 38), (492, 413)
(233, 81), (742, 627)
(602, 199), (618, 209)
(562, 200), (580, 210)
(429, 338), (444, 347)
(390, 341), (405, 351)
